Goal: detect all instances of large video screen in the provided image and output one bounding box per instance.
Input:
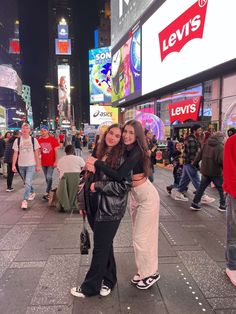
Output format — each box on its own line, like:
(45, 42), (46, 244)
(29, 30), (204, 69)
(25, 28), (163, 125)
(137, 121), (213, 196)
(142, 0), (236, 96)
(111, 0), (155, 46)
(89, 47), (112, 104)
(112, 27), (141, 106)
(55, 39), (71, 55)
(57, 65), (71, 121)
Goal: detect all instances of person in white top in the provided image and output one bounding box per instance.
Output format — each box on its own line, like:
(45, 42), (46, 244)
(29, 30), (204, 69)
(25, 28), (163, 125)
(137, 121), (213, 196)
(12, 123), (40, 210)
(57, 144), (85, 179)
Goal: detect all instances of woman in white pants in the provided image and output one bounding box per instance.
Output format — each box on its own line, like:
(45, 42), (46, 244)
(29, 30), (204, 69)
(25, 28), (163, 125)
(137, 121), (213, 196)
(86, 120), (160, 290)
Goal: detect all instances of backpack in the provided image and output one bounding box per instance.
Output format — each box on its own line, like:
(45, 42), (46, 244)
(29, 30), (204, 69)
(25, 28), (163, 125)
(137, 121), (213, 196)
(17, 136), (35, 151)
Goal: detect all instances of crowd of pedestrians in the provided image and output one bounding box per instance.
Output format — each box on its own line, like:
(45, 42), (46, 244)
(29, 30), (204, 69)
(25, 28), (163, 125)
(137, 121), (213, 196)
(0, 121), (236, 296)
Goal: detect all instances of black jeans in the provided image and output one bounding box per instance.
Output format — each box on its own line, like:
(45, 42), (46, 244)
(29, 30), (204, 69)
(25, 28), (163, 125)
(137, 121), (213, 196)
(7, 163), (14, 189)
(193, 175), (225, 206)
(81, 217), (121, 296)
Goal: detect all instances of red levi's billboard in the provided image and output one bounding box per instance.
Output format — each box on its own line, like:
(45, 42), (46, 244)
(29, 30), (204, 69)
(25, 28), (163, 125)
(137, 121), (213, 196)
(142, 0), (236, 96)
(168, 97), (201, 124)
(158, 0), (208, 62)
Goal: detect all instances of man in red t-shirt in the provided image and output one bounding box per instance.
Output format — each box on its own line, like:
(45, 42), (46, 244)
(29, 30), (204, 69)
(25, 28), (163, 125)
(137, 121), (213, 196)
(38, 125), (59, 200)
(59, 133), (64, 149)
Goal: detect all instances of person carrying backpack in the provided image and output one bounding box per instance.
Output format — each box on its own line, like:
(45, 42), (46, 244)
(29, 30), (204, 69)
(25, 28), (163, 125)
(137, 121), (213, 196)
(12, 123), (40, 210)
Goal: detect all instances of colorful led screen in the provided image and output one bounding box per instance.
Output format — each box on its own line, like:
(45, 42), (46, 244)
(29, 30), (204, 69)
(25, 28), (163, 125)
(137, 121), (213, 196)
(89, 47), (112, 103)
(112, 27), (141, 106)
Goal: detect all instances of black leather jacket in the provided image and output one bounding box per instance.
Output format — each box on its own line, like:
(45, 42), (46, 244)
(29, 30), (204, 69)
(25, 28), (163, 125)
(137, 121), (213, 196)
(84, 160), (131, 222)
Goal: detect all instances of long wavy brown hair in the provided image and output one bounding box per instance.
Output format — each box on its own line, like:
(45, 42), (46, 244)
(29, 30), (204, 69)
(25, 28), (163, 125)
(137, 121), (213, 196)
(123, 120), (151, 177)
(95, 124), (124, 169)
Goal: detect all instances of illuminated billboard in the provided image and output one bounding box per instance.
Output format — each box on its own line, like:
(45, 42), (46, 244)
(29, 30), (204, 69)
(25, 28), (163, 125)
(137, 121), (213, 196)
(90, 105), (118, 125)
(57, 65), (71, 121)
(58, 25), (69, 39)
(55, 39), (71, 55)
(89, 47), (112, 103)
(111, 0), (155, 46)
(112, 27), (141, 106)
(0, 106), (6, 130)
(142, 0), (236, 96)
(9, 38), (20, 54)
(0, 65), (22, 94)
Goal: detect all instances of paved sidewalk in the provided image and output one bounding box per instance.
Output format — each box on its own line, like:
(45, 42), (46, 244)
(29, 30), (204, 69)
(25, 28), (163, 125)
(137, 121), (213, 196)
(0, 153), (235, 314)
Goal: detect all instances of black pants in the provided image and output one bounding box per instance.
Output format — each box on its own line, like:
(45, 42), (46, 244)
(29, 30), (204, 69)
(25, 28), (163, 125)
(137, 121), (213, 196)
(81, 214), (121, 296)
(193, 175), (225, 206)
(7, 163), (14, 189)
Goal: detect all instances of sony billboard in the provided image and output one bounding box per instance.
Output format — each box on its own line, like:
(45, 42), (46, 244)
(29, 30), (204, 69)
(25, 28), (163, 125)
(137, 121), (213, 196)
(111, 0), (156, 46)
(142, 0), (236, 96)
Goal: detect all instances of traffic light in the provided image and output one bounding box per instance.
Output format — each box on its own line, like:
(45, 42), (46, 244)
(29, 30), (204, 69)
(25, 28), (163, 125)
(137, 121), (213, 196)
(55, 116), (59, 123)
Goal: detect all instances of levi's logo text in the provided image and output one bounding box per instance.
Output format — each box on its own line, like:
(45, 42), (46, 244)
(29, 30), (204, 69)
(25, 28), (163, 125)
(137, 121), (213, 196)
(168, 97), (201, 123)
(158, 0), (208, 61)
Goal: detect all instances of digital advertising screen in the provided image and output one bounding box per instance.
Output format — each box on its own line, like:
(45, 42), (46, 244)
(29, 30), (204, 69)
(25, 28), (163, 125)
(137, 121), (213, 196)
(55, 39), (71, 55)
(112, 27), (141, 106)
(9, 38), (20, 54)
(57, 65), (71, 121)
(58, 25), (69, 39)
(89, 47), (112, 104)
(111, 0), (155, 46)
(90, 105), (118, 125)
(142, 0), (236, 96)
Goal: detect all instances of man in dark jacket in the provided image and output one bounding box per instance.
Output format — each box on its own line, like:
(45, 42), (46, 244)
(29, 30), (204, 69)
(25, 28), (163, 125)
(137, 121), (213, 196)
(190, 132), (224, 211)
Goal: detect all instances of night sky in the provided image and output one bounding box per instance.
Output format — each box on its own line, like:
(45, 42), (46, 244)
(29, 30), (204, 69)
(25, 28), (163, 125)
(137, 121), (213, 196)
(19, 0), (99, 127)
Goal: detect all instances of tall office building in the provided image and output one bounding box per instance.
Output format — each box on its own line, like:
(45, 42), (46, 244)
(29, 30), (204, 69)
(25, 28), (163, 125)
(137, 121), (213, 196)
(46, 0), (79, 129)
(0, 0), (26, 130)
(98, 0), (111, 47)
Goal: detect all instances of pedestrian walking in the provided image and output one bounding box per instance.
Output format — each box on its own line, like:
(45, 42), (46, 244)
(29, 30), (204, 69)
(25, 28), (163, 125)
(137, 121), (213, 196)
(145, 129), (158, 182)
(173, 124), (214, 204)
(12, 123), (40, 210)
(4, 131), (20, 192)
(38, 125), (59, 200)
(58, 133), (64, 149)
(71, 124), (131, 298)
(86, 120), (160, 290)
(0, 132), (5, 176)
(166, 142), (184, 194)
(74, 133), (82, 157)
(223, 133), (236, 286)
(190, 132), (226, 211)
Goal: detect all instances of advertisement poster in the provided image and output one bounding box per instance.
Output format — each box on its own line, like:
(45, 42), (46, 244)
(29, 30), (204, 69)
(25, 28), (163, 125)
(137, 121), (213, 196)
(112, 27), (141, 106)
(111, 0), (155, 46)
(57, 65), (71, 121)
(90, 105), (118, 125)
(136, 112), (165, 140)
(0, 65), (22, 94)
(55, 39), (71, 55)
(89, 47), (112, 103)
(142, 0), (236, 96)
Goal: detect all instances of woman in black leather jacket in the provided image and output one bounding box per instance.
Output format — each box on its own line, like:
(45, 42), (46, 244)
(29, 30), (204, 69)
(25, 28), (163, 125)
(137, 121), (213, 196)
(71, 124), (131, 298)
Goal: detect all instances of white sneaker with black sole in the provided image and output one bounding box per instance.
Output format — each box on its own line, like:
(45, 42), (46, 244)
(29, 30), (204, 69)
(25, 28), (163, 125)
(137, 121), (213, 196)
(70, 287), (86, 298)
(100, 284), (111, 296)
(136, 272), (160, 290)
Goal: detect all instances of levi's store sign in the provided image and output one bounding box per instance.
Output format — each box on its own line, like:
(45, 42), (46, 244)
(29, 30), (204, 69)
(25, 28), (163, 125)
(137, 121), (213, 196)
(159, 0), (208, 62)
(142, 0), (236, 96)
(168, 97), (201, 123)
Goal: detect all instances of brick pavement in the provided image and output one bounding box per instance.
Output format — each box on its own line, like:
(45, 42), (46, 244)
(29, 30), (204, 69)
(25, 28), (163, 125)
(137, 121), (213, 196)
(0, 151), (235, 314)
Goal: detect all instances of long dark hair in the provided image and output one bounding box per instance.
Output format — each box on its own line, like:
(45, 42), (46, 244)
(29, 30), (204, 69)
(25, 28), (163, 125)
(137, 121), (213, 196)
(96, 124), (124, 169)
(123, 120), (151, 177)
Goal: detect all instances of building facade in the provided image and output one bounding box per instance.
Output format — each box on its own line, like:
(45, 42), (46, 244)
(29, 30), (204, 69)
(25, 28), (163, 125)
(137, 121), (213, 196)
(111, 0), (236, 139)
